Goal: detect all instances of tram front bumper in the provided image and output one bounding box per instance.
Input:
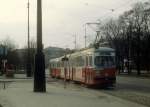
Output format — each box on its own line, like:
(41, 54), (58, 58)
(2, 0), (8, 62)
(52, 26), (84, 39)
(93, 76), (116, 85)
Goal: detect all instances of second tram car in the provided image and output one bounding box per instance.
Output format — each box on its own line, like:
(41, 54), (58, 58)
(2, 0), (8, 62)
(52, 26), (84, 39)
(49, 47), (116, 87)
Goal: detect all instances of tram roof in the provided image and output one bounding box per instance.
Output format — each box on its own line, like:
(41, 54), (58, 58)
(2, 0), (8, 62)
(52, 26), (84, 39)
(49, 47), (115, 62)
(77, 47), (114, 52)
(67, 47), (115, 57)
(95, 47), (115, 52)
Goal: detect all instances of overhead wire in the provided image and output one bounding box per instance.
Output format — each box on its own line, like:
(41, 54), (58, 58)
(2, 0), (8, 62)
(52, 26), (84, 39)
(83, 0), (146, 47)
(85, 0), (138, 46)
(100, 0), (136, 21)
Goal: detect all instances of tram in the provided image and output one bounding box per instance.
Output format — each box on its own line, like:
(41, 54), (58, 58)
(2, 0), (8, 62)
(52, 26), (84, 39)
(49, 47), (116, 87)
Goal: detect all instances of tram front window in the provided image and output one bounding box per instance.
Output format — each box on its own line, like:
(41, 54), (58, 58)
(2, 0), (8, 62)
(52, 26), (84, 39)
(94, 56), (115, 68)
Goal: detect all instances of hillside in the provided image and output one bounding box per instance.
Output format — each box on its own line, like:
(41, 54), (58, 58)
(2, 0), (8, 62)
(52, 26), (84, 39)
(44, 46), (67, 67)
(6, 46), (70, 68)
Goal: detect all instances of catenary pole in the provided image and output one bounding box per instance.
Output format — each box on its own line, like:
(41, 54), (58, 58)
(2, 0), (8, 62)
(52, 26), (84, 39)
(27, 0), (32, 77)
(34, 0), (46, 92)
(85, 24), (87, 48)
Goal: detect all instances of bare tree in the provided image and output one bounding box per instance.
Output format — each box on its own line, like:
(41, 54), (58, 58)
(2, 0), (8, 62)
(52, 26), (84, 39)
(0, 37), (18, 51)
(98, 1), (150, 75)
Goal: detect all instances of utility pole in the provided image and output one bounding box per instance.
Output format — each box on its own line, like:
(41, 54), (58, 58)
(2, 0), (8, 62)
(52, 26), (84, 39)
(84, 24), (87, 48)
(74, 35), (77, 50)
(34, 0), (46, 92)
(26, 0), (32, 77)
(127, 22), (132, 74)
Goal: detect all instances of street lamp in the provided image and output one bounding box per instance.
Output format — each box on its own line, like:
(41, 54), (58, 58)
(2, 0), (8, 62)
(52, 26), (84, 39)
(34, 0), (46, 92)
(26, 0), (32, 77)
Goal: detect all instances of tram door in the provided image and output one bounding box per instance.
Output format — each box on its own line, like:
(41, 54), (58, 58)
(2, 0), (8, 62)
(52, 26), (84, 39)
(70, 58), (75, 81)
(84, 55), (93, 84)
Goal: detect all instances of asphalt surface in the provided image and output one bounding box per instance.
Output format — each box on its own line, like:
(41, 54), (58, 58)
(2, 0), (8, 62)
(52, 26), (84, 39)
(0, 73), (149, 107)
(48, 75), (150, 107)
(101, 76), (150, 107)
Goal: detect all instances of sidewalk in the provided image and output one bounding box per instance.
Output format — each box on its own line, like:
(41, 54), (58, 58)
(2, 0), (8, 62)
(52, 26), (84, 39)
(0, 78), (146, 107)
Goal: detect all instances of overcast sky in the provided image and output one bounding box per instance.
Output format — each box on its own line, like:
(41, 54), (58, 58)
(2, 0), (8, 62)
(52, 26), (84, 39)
(0, 0), (147, 49)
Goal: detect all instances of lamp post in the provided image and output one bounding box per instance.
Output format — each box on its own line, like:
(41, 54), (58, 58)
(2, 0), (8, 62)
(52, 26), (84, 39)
(26, 0), (32, 77)
(34, 0), (46, 92)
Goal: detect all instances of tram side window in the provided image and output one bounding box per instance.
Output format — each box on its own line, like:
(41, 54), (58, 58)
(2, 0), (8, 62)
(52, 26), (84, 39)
(56, 63), (57, 68)
(86, 56), (88, 66)
(70, 59), (73, 67)
(59, 62), (60, 67)
(89, 56), (92, 66)
(76, 57), (79, 66)
(59, 62), (61, 67)
(69, 59), (72, 67)
(51, 63), (53, 68)
(80, 56), (84, 66)
(56, 63), (58, 68)
(75, 57), (78, 66)
(76, 57), (80, 67)
(58, 62), (60, 67)
(55, 63), (56, 68)
(55, 63), (57, 68)
(50, 64), (51, 68)
(77, 56), (84, 67)
(85, 56), (92, 66)
(72, 58), (76, 67)
(72, 59), (74, 67)
(60, 62), (62, 67)
(61, 62), (63, 67)
(72, 58), (75, 67)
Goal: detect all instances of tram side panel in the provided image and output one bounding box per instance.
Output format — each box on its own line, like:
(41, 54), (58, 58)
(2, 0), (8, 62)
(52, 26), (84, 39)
(49, 47), (116, 87)
(50, 63), (116, 87)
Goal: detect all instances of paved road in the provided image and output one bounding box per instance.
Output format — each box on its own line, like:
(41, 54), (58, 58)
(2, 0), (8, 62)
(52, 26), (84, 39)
(0, 72), (150, 107)
(116, 76), (150, 91)
(101, 76), (150, 107)
(48, 75), (150, 107)
(0, 78), (146, 107)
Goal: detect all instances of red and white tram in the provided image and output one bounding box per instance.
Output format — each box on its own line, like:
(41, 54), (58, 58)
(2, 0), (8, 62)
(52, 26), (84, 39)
(49, 47), (116, 87)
